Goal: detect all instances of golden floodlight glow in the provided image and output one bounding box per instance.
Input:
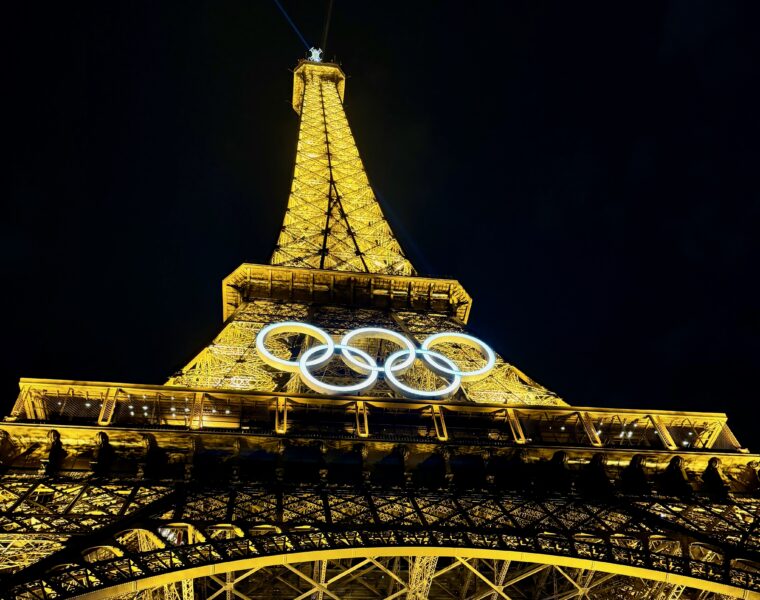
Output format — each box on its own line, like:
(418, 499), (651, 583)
(271, 60), (416, 275)
(1, 53), (758, 600)
(254, 322), (497, 398)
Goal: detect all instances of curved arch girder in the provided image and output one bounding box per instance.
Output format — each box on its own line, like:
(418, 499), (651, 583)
(6, 486), (760, 599)
(11, 546), (760, 600)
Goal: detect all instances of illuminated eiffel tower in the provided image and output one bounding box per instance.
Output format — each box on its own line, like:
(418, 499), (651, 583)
(2, 53), (760, 600)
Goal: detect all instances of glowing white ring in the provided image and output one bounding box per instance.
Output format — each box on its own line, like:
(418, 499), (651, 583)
(383, 349), (462, 399)
(256, 321), (334, 373)
(421, 332), (497, 382)
(299, 344), (379, 395)
(340, 327), (416, 374)
(254, 322), (497, 399)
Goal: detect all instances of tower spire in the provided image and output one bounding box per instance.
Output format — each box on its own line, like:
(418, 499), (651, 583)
(271, 59), (416, 276)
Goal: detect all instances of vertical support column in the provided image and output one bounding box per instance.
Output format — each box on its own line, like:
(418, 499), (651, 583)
(431, 405), (448, 441)
(181, 579), (194, 600)
(407, 556), (438, 600)
(275, 397), (288, 434)
(715, 422), (744, 451)
(505, 408), (526, 444)
(26, 389), (49, 421)
(8, 386), (31, 420)
(698, 420), (724, 449)
(649, 414), (678, 451)
(97, 389), (116, 426)
(312, 560), (327, 600)
(439, 447), (454, 485)
(189, 393), (205, 430)
(579, 412), (603, 447)
(355, 401), (369, 438)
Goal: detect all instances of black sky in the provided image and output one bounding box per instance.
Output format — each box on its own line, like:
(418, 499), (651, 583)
(6, 2), (760, 444)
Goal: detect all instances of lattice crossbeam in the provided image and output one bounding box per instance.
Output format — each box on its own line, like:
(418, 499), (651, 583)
(3, 480), (760, 598)
(271, 61), (414, 276)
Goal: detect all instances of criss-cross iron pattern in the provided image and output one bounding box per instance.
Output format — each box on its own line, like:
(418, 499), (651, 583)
(0, 479), (172, 537)
(2, 480), (760, 598)
(168, 301), (563, 406)
(270, 62), (414, 276)
(109, 558), (717, 600)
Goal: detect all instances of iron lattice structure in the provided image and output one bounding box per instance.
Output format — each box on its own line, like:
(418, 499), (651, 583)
(2, 56), (759, 600)
(270, 61), (414, 275)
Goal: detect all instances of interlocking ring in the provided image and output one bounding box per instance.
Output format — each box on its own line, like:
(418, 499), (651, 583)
(300, 344), (379, 394)
(255, 322), (496, 399)
(384, 348), (462, 398)
(340, 327), (416, 373)
(256, 322), (334, 373)
(422, 332), (496, 382)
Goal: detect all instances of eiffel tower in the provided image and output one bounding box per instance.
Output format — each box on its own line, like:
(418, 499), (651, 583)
(2, 52), (759, 600)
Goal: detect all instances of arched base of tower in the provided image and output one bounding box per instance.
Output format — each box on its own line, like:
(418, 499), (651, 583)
(5, 480), (760, 600)
(16, 548), (760, 600)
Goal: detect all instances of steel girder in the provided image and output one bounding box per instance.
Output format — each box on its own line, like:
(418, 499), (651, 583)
(151, 557), (730, 600)
(2, 478), (760, 598)
(270, 61), (414, 276)
(163, 300), (563, 406)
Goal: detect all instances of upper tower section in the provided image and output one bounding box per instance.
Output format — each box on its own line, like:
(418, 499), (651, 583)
(270, 58), (416, 276)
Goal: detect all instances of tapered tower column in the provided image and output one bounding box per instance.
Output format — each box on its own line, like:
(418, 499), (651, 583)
(271, 59), (415, 275)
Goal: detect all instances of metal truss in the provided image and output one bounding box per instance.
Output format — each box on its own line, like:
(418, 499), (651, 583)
(0, 478), (173, 536)
(3, 478), (760, 598)
(7, 379), (743, 456)
(407, 555), (438, 599)
(394, 310), (562, 405)
(0, 477), (174, 578)
(163, 300), (563, 406)
(218, 264), (474, 323)
(134, 556), (738, 599)
(270, 60), (415, 276)
(0, 535), (65, 575)
(167, 300), (310, 391)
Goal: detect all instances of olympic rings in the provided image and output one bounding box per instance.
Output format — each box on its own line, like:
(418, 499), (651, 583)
(300, 344), (379, 394)
(255, 322), (497, 399)
(256, 322), (334, 373)
(422, 332), (496, 382)
(384, 348), (462, 399)
(340, 327), (416, 374)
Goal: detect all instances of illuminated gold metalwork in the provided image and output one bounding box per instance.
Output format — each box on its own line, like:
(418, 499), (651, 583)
(1, 56), (758, 600)
(167, 298), (563, 406)
(166, 61), (562, 406)
(271, 61), (414, 275)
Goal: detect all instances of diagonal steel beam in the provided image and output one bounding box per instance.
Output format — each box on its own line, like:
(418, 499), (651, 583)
(455, 558), (512, 600)
(552, 566), (585, 593)
(284, 562), (342, 600)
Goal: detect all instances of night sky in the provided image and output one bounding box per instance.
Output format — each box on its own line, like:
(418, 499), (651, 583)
(6, 2), (759, 444)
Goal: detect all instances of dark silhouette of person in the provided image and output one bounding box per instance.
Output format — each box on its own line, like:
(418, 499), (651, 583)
(659, 456), (693, 497)
(578, 453), (614, 498)
(619, 454), (650, 495)
(731, 461), (760, 495)
(141, 435), (168, 479)
(45, 430), (67, 475)
(701, 457), (730, 501)
(91, 431), (115, 475)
